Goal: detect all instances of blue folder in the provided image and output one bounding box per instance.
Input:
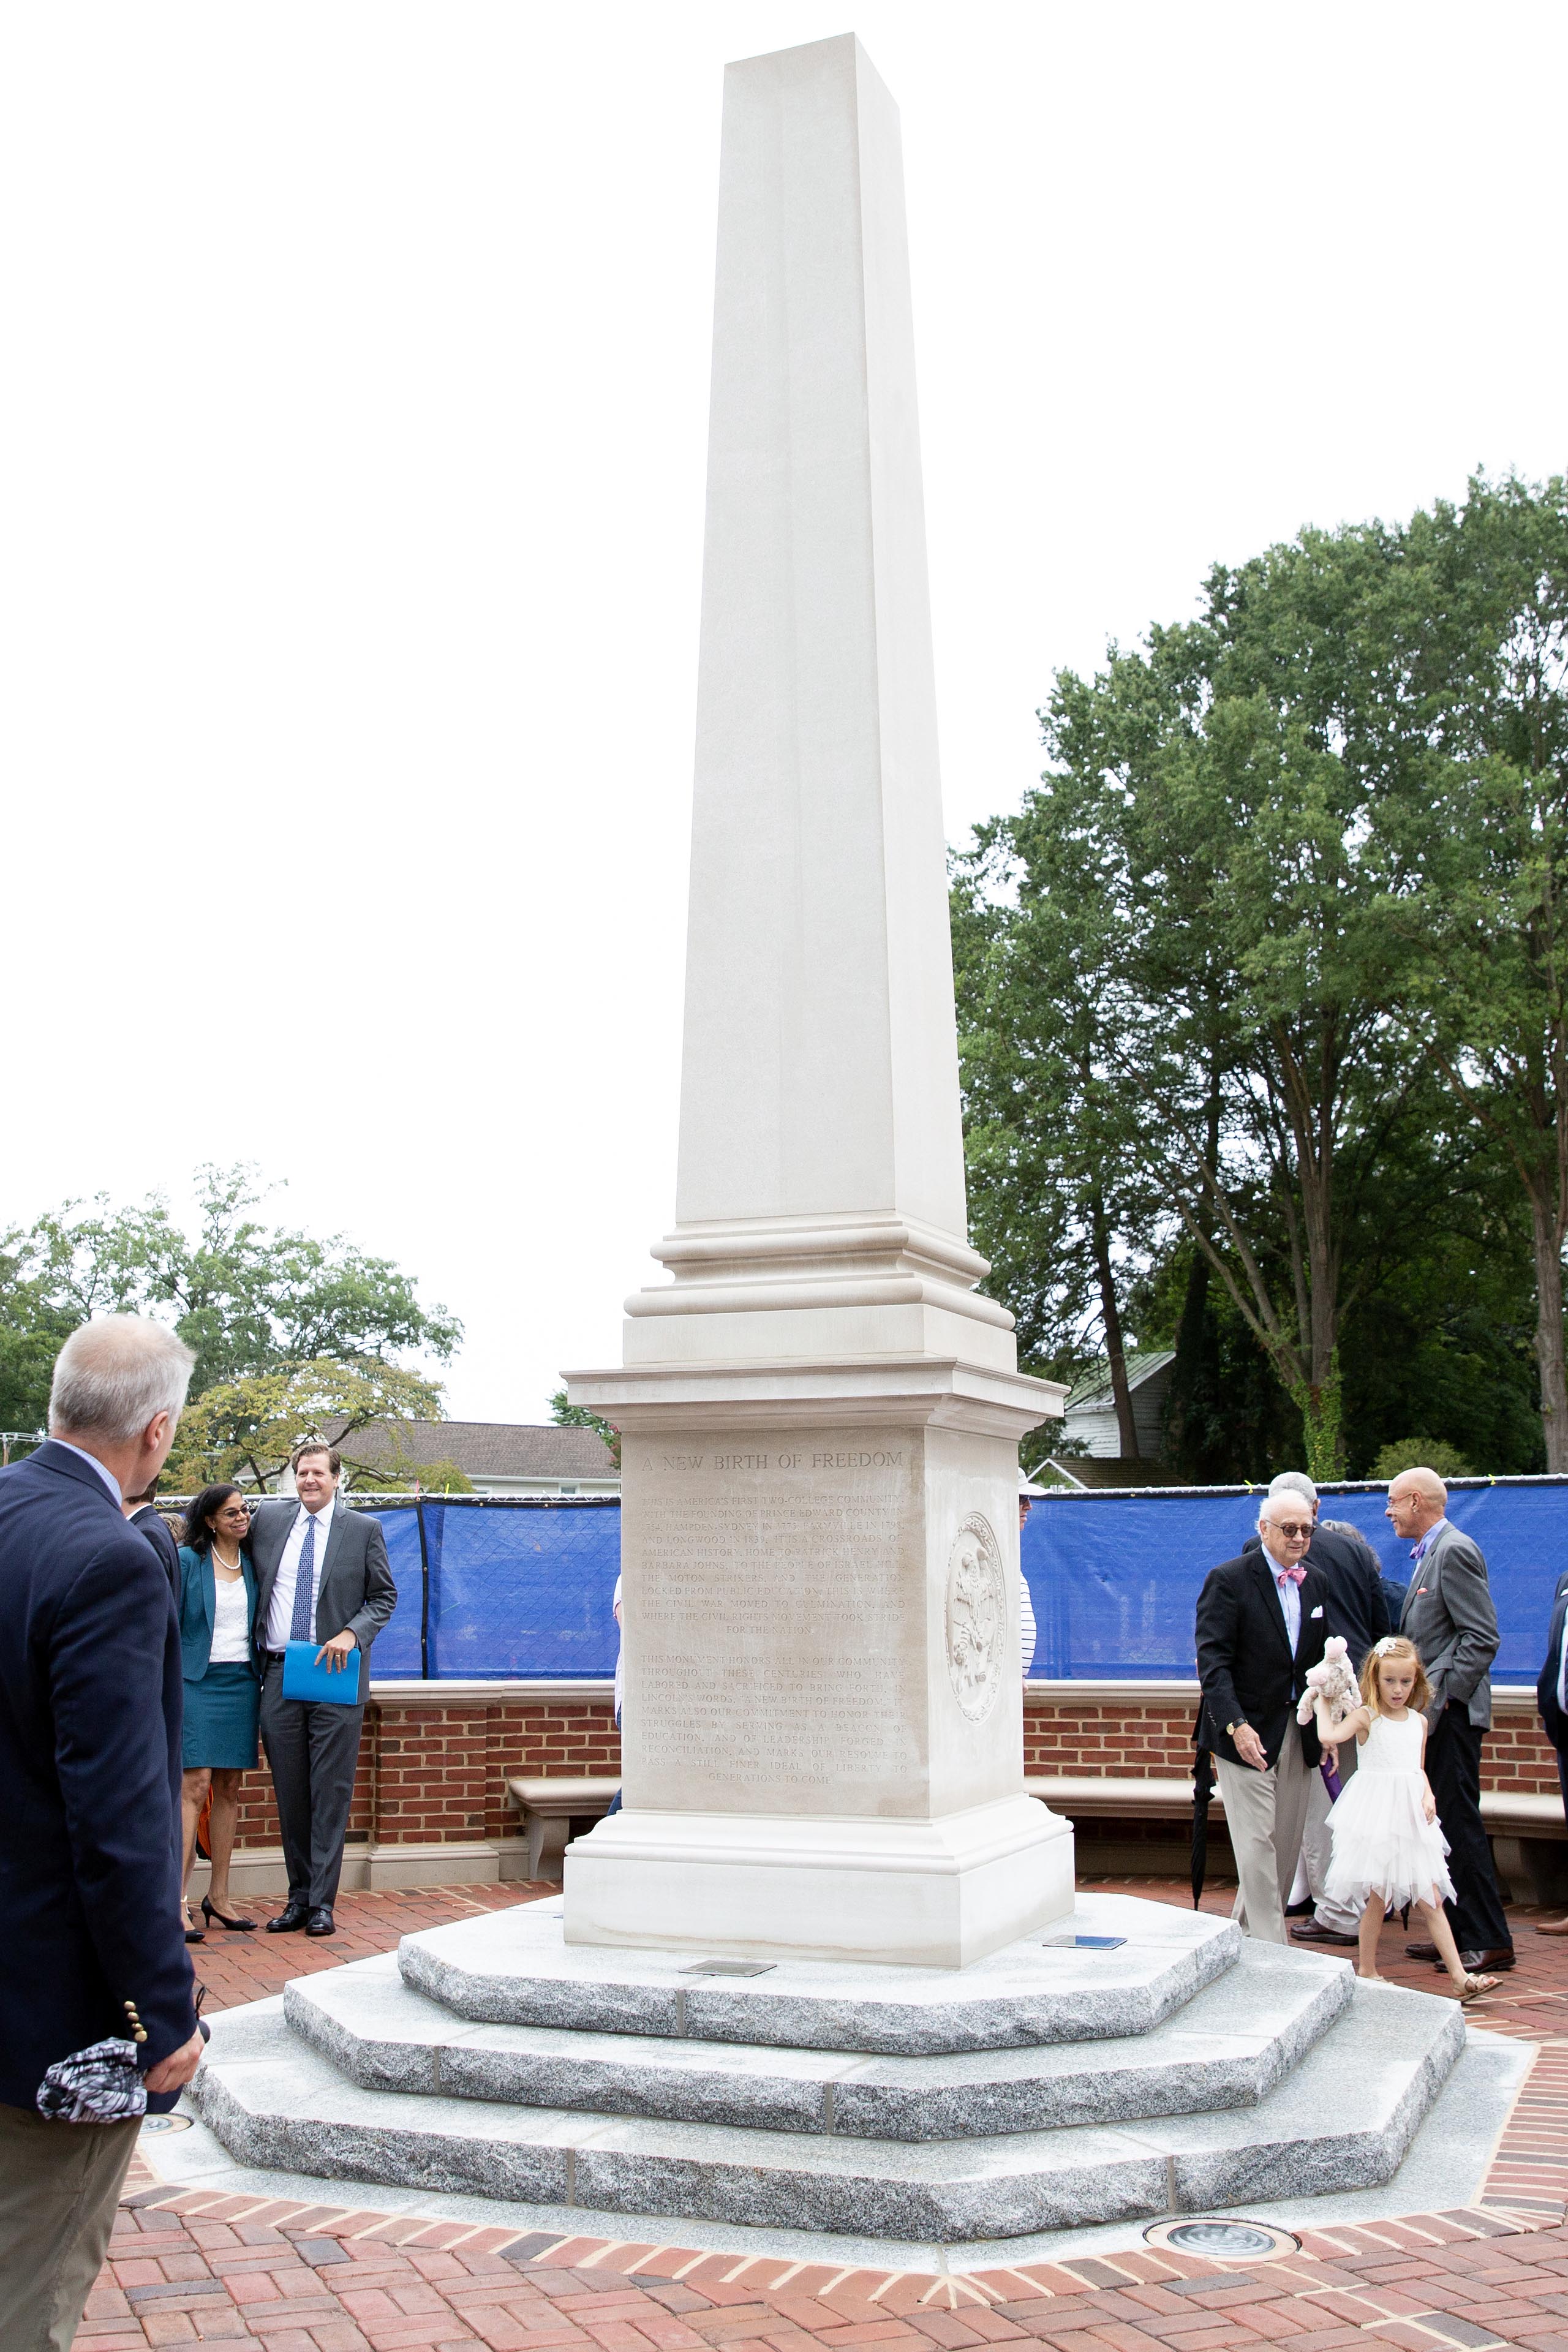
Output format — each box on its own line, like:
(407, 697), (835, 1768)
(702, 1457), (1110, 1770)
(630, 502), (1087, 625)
(281, 1639), (360, 1705)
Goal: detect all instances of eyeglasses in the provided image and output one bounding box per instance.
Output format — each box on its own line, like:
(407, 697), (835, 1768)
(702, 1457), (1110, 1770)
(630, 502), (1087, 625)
(1273, 1521), (1313, 1538)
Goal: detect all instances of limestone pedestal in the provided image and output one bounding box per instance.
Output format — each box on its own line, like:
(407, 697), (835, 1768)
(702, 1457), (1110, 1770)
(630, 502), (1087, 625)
(563, 1360), (1071, 1967)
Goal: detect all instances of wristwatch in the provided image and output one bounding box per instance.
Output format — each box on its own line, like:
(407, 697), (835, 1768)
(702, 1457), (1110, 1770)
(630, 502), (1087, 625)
(1226, 1721), (1245, 1736)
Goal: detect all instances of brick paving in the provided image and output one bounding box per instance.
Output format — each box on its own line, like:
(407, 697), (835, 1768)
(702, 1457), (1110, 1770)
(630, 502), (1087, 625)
(92, 1875), (1568, 2351)
(186, 1879), (550, 2014)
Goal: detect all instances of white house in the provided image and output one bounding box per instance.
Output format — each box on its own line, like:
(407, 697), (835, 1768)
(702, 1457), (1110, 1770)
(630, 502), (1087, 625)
(1058, 1349), (1175, 1461)
(333, 1420), (619, 1496)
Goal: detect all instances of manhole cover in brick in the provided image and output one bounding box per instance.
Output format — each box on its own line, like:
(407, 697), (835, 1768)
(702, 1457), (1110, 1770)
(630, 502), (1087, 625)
(1146, 2219), (1297, 2260)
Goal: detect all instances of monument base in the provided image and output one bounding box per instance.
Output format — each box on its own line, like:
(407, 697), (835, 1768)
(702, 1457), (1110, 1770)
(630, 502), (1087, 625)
(563, 1793), (1074, 1969)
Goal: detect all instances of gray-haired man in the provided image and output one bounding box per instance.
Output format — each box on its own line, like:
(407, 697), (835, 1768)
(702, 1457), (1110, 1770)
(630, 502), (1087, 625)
(1240, 1472), (1392, 1948)
(0, 1318), (203, 2352)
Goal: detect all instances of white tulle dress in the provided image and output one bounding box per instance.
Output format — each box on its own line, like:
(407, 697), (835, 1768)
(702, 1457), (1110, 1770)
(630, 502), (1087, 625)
(1323, 1711), (1457, 1912)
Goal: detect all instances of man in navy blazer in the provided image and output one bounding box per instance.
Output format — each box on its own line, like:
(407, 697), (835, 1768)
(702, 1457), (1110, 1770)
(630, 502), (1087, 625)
(1196, 1491), (1330, 1945)
(0, 1317), (204, 2352)
(1536, 1567), (1568, 1939)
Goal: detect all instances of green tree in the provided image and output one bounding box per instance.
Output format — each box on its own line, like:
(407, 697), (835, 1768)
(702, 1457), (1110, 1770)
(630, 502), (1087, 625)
(548, 1389), (620, 1469)
(952, 816), (1155, 1450)
(960, 523), (1440, 1477)
(167, 1357), (446, 1491)
(1377, 476), (1568, 1466)
(1, 1163), (461, 1405)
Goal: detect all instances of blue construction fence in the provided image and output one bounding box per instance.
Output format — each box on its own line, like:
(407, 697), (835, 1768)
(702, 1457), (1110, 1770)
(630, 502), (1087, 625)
(1023, 1481), (1565, 1684)
(350, 1482), (1565, 1684)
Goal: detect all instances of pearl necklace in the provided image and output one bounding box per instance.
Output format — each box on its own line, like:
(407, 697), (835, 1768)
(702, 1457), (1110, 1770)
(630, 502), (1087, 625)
(212, 1543), (244, 1575)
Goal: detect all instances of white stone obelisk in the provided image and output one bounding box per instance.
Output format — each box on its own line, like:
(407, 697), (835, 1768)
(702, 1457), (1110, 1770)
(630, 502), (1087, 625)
(565, 32), (1071, 1967)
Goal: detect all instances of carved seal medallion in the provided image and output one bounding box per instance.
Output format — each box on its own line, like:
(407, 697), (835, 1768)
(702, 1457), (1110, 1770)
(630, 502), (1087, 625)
(945, 1512), (1006, 1724)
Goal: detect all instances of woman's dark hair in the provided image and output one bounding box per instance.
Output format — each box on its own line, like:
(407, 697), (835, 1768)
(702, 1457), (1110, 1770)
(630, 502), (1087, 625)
(183, 1483), (244, 1553)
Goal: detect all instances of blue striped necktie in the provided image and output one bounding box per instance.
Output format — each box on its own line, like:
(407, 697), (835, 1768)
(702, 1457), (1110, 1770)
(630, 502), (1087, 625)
(288, 1513), (318, 1643)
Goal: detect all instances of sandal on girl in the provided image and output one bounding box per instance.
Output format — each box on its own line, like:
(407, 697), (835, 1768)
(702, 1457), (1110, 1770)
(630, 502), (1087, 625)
(1457, 1972), (1498, 2002)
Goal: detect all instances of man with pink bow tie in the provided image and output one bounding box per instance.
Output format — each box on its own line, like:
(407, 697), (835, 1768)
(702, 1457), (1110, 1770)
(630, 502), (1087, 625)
(1196, 1493), (1332, 1944)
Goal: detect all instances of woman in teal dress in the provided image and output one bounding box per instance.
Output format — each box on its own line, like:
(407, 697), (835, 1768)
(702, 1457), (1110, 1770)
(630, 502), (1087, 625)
(177, 1483), (260, 1940)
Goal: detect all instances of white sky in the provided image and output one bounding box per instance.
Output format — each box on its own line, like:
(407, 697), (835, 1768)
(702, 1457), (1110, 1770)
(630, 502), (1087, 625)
(3, 3), (1564, 1420)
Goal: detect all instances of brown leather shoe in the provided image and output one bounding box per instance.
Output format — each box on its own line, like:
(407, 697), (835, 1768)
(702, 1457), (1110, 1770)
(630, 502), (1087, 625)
(1534, 1918), (1568, 1936)
(1291, 1920), (1359, 1945)
(1405, 1940), (1440, 1960)
(1456, 1946), (1515, 1972)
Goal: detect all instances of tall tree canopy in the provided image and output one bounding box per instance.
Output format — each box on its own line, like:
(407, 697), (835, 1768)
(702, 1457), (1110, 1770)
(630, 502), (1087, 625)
(0, 1164), (461, 1455)
(957, 472), (1564, 1480)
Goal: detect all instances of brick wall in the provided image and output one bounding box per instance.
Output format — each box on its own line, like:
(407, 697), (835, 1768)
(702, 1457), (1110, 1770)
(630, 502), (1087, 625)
(1021, 1690), (1562, 1798)
(226, 1693), (620, 1852)
(215, 1682), (1556, 1854)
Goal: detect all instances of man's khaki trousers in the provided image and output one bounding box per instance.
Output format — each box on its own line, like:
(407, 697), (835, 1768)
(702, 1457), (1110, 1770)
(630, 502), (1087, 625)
(0, 2100), (141, 2351)
(1215, 1728), (1311, 1944)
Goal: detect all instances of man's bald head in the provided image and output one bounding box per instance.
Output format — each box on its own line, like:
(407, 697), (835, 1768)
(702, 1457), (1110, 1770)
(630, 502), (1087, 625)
(1385, 1464), (1447, 1540)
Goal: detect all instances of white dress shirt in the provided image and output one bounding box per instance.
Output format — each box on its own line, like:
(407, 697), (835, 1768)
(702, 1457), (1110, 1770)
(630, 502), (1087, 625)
(265, 1493), (336, 1651)
(1270, 1561), (1303, 1650)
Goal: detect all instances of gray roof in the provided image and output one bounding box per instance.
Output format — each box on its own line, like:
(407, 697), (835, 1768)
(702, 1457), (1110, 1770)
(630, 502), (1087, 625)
(1063, 1349), (1177, 1414)
(331, 1420), (617, 1478)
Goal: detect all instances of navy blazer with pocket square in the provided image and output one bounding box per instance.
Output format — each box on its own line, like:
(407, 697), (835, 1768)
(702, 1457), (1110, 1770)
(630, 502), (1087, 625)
(0, 1440), (197, 2112)
(1196, 1550), (1330, 1771)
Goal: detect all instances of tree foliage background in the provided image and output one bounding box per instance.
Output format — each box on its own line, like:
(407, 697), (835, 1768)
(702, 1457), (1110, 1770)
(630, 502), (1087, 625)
(0, 1164), (461, 1486)
(956, 472), (1568, 1480)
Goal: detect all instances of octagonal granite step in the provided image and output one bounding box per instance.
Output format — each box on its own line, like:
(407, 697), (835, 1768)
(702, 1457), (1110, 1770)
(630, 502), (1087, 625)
(190, 1977), (1463, 2242)
(398, 1893), (1240, 2054)
(287, 1939), (1352, 2139)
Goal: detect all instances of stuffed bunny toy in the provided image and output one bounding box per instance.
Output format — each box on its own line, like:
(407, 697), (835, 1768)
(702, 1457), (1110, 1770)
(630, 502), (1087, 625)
(1296, 1633), (1359, 1740)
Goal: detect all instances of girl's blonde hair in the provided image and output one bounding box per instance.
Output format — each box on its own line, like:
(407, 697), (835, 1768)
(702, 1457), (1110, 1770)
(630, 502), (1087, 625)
(1358, 1635), (1432, 1716)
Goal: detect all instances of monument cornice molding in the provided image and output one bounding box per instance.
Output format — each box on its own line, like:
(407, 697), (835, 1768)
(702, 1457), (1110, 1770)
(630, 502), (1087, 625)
(563, 1352), (1065, 1438)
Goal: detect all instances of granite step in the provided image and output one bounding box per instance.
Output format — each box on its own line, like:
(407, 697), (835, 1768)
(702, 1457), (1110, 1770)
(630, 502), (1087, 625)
(286, 1939), (1353, 2139)
(190, 1977), (1464, 2242)
(397, 1892), (1241, 2054)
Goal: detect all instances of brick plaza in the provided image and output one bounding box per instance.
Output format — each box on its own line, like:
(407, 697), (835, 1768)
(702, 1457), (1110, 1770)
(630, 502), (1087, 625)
(89, 1877), (1568, 2352)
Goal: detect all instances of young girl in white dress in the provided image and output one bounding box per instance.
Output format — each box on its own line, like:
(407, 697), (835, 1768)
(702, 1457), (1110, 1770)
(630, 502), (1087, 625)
(1321, 1635), (1499, 2003)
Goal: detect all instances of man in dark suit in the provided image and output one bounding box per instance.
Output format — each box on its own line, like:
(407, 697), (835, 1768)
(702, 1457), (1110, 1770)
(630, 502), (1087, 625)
(1390, 1468), (1513, 1973)
(1197, 1490), (1330, 1944)
(125, 1477), (181, 1593)
(1533, 1567), (1568, 1938)
(251, 1439), (396, 1937)
(1238, 1472), (1392, 1949)
(0, 1318), (205, 2352)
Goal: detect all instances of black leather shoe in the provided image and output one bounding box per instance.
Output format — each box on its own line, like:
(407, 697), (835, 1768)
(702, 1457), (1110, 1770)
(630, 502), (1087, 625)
(266, 1902), (311, 1933)
(305, 1905), (336, 1937)
(1284, 1897), (1314, 1917)
(1405, 1939), (1440, 1959)
(1457, 1946), (1515, 1972)
(1290, 1919), (1359, 1945)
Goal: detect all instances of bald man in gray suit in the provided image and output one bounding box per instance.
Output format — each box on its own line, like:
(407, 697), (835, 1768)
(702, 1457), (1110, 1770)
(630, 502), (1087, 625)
(1388, 1467), (1512, 1973)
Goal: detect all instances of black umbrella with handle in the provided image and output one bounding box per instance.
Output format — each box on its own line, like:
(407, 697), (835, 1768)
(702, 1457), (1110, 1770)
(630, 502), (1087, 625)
(1191, 1722), (1215, 1909)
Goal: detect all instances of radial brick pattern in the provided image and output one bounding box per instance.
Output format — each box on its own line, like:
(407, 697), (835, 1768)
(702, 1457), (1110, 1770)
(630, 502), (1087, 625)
(93, 1877), (1568, 2350)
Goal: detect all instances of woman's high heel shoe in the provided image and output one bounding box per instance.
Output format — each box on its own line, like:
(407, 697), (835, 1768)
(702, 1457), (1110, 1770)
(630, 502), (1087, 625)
(202, 1896), (257, 1933)
(183, 1905), (205, 1943)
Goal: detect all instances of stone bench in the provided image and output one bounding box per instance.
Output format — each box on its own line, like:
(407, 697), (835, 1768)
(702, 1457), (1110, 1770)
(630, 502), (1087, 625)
(506, 1775), (621, 1882)
(1027, 1774), (1567, 1902)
